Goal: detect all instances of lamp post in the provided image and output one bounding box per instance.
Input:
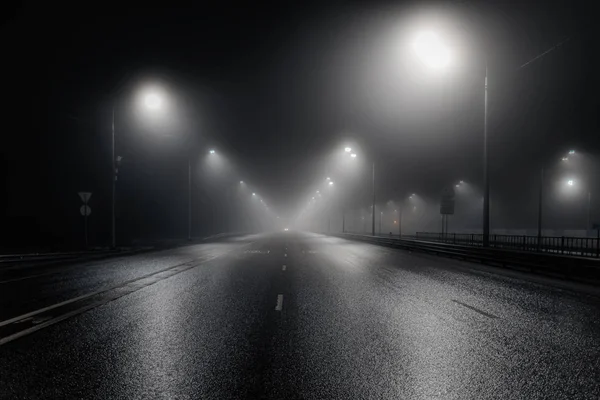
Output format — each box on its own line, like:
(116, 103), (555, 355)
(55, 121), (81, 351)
(188, 157), (192, 240)
(413, 32), (489, 245)
(372, 162), (376, 236)
(111, 107), (116, 248)
(111, 88), (194, 247)
(538, 150), (579, 245)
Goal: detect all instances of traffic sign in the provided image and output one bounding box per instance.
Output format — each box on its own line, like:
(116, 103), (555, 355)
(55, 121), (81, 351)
(80, 205), (91, 216)
(78, 192), (92, 203)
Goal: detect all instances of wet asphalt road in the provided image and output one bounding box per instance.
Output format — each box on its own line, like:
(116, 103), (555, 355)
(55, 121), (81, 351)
(1, 232), (599, 399)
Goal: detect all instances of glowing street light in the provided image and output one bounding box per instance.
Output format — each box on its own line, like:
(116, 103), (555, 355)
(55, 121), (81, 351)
(345, 147), (352, 152)
(329, 181), (334, 186)
(240, 180), (244, 184)
(350, 153), (357, 158)
(144, 93), (163, 110)
(412, 29), (491, 246)
(569, 150), (575, 155)
(413, 31), (451, 69)
(252, 192), (256, 196)
(326, 177), (331, 181)
(567, 179), (574, 186)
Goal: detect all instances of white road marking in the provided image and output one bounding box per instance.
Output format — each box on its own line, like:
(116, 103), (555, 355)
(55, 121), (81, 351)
(282, 265), (286, 271)
(284, 253), (287, 257)
(0, 256), (218, 329)
(275, 294), (284, 311)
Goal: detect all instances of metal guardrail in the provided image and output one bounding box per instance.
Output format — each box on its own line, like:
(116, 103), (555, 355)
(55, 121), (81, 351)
(336, 233), (600, 284)
(415, 232), (600, 258)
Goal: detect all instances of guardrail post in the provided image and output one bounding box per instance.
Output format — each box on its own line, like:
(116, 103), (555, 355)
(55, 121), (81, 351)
(522, 235), (526, 250)
(561, 236), (565, 254)
(453, 233), (456, 244)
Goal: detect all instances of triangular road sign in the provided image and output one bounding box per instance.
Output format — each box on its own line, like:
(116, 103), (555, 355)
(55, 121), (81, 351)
(78, 192), (92, 203)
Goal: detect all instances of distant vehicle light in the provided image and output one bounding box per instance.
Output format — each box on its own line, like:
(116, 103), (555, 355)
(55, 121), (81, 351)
(350, 153), (357, 158)
(284, 228), (289, 231)
(569, 150), (575, 155)
(344, 147), (351, 152)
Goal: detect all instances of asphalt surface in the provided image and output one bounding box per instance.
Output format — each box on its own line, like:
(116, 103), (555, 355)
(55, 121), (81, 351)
(1, 232), (599, 399)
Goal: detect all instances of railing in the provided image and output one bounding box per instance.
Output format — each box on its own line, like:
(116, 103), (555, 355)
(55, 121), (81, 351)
(414, 232), (600, 258)
(336, 233), (600, 284)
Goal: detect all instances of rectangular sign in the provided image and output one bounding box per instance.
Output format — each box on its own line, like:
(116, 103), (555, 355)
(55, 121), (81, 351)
(440, 200), (455, 215)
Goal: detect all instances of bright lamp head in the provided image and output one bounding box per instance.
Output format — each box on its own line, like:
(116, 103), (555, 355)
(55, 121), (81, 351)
(413, 31), (451, 69)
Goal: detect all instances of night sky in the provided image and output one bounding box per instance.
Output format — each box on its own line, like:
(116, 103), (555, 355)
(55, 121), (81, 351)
(1, 1), (596, 249)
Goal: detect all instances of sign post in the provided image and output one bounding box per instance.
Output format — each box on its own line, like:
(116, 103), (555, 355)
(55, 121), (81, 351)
(440, 186), (455, 237)
(78, 192), (92, 248)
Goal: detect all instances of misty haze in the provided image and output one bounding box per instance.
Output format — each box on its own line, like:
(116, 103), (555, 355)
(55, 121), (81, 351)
(1, 1), (598, 399)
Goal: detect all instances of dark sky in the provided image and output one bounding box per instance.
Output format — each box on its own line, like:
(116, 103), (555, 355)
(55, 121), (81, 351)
(1, 1), (596, 247)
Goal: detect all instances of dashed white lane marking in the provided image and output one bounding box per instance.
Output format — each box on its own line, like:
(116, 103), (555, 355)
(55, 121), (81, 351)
(284, 253), (287, 257)
(282, 265), (287, 271)
(275, 294), (284, 311)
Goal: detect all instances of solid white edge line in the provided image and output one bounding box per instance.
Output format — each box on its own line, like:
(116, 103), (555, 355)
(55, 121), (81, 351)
(0, 256), (215, 328)
(282, 265), (286, 271)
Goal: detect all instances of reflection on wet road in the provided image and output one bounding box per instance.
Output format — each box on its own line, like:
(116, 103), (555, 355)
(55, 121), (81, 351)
(1, 232), (599, 399)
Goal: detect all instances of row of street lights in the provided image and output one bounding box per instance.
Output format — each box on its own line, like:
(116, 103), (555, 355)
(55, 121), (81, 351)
(111, 86), (276, 246)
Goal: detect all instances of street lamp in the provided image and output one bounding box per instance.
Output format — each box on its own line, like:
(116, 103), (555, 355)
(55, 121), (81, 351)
(351, 153), (357, 158)
(112, 86), (172, 248)
(413, 31), (451, 69)
(538, 151), (582, 244)
(345, 147), (352, 152)
(413, 30), (490, 246)
(144, 93), (162, 110)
